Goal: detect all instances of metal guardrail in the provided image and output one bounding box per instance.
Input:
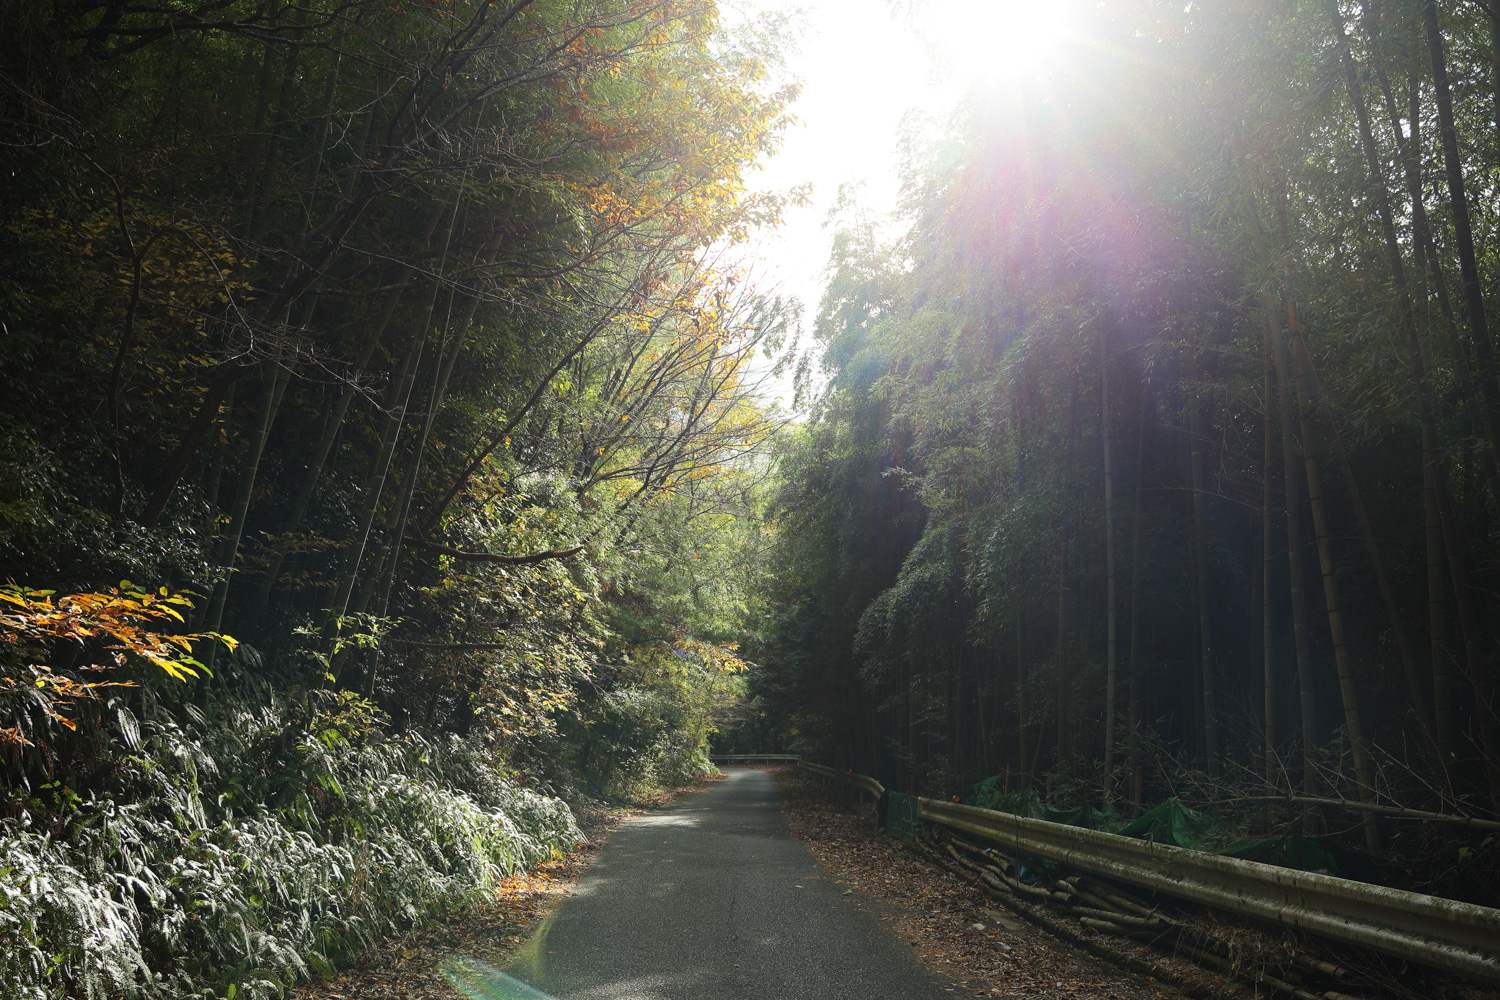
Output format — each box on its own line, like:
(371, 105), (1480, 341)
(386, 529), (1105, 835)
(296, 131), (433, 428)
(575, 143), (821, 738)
(793, 759), (1500, 985)
(710, 754), (802, 764)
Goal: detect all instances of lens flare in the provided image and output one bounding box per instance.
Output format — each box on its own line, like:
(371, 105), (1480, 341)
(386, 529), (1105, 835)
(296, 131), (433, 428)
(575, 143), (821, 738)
(439, 954), (556, 1000)
(925, 0), (1077, 82)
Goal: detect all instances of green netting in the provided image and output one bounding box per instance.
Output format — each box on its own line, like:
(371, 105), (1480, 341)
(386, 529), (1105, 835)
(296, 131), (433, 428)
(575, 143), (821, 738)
(1115, 799), (1219, 847)
(1218, 836), (1343, 876)
(886, 791), (922, 842)
(968, 782), (1042, 817)
(969, 777), (1121, 830)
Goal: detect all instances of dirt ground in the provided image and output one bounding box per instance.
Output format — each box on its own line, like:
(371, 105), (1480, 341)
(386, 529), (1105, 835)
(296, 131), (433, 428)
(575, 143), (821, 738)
(770, 767), (1223, 1000)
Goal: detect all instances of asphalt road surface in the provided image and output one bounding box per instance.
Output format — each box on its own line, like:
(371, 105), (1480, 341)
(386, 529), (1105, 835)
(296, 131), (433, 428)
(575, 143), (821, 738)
(502, 768), (957, 999)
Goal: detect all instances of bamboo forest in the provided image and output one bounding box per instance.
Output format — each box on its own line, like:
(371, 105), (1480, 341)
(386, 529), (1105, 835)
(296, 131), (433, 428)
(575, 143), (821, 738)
(3, 0), (1500, 997)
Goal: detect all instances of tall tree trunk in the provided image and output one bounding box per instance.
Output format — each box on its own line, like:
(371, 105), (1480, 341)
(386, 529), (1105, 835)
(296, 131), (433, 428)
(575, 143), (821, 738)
(363, 109), (499, 630)
(1056, 513), (1069, 768)
(1423, 0), (1500, 428)
(1056, 370), (1079, 767)
(1015, 385), (1030, 787)
(1188, 500), (1205, 759)
(1367, 49), (1500, 789)
(1102, 327), (1119, 800)
(327, 184), (465, 635)
(252, 190), (457, 616)
(248, 286), (414, 618)
(1361, 32), (1500, 794)
(977, 646), (993, 776)
(1425, 425), (1456, 760)
(1315, 25), (1442, 735)
(1261, 280), (1319, 805)
(1374, 64), (1500, 498)
(1263, 327), (1278, 789)
(1187, 328), (1219, 777)
(372, 235), (500, 618)
(1293, 341), (1432, 731)
(195, 364), (289, 684)
(1433, 474), (1500, 811)
(1127, 391), (1149, 813)
(1017, 607), (1028, 788)
(1283, 301), (1382, 851)
(325, 322), (429, 631)
(244, 49), (439, 619)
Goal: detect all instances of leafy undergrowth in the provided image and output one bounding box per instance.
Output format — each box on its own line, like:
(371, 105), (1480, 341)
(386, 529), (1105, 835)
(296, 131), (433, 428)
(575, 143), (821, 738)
(773, 769), (1216, 1000)
(288, 771), (728, 1000)
(0, 692), (580, 1000)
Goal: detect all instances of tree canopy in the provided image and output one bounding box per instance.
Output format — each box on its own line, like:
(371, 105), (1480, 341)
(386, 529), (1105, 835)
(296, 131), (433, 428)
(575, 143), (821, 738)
(748, 0), (1500, 901)
(0, 2), (794, 993)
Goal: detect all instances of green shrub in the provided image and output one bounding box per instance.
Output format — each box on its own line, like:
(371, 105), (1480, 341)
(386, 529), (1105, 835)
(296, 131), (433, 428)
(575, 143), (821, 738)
(0, 696), (578, 1000)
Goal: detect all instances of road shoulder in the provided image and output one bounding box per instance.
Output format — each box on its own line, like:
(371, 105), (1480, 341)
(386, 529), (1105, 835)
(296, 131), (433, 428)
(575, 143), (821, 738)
(289, 773), (726, 1000)
(773, 768), (1214, 1000)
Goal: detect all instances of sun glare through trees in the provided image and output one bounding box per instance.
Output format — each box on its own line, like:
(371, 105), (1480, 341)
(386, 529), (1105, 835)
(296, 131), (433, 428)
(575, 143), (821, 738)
(3, 0), (1500, 996)
(926, 0), (1079, 82)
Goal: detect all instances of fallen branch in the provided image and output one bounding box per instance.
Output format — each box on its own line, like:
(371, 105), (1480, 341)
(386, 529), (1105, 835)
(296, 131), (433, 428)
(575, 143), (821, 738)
(1080, 915), (1146, 937)
(407, 538), (584, 565)
(1213, 795), (1500, 832)
(1293, 953), (1350, 982)
(911, 836), (1214, 998)
(918, 813), (1363, 1000)
(1064, 904), (1164, 930)
(1077, 877), (1158, 919)
(384, 639), (510, 651)
(943, 840), (1059, 902)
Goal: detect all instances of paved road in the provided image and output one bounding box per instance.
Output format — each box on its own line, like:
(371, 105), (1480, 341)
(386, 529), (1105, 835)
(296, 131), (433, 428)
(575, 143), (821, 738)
(502, 768), (957, 1000)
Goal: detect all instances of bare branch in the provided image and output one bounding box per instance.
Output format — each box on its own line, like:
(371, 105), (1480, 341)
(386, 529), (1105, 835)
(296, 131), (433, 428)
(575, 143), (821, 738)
(406, 538), (584, 565)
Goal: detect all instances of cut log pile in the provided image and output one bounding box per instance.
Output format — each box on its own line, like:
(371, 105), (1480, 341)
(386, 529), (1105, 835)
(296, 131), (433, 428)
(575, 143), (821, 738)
(908, 827), (1440, 1000)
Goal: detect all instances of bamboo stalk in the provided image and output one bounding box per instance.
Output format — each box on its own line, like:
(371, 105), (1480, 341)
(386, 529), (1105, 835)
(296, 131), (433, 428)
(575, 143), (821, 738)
(1261, 275), (1318, 809)
(1281, 299), (1381, 852)
(1264, 328), (1278, 787)
(1128, 392), (1150, 812)
(194, 363), (290, 693)
(1187, 326), (1218, 776)
(1102, 325), (1119, 799)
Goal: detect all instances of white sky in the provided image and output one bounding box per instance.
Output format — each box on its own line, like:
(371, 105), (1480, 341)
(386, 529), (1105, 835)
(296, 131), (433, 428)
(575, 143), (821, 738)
(732, 0), (958, 408)
(729, 0), (1076, 408)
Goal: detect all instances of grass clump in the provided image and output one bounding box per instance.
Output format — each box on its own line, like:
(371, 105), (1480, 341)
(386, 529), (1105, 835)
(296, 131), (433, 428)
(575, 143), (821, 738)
(0, 688), (578, 1000)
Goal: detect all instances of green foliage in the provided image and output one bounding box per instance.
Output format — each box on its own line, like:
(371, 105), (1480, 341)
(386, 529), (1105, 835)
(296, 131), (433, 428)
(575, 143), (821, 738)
(546, 686), (717, 799)
(755, 0), (1500, 881)
(0, 689), (577, 1000)
(0, 0), (794, 988)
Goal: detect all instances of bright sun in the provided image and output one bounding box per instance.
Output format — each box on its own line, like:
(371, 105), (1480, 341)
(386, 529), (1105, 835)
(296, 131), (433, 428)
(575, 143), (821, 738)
(924, 0), (1077, 83)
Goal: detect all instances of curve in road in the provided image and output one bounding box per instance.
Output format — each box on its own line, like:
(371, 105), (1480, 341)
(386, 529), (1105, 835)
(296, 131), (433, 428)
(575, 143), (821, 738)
(502, 768), (958, 999)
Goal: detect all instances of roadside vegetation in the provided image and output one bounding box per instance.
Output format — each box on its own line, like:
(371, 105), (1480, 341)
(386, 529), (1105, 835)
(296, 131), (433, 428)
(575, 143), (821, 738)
(0, 1), (791, 996)
(10, 0), (1500, 995)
